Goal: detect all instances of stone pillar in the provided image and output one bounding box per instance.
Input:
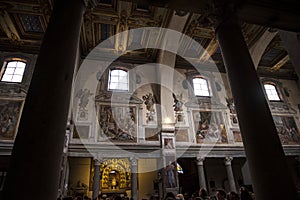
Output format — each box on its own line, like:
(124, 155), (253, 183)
(92, 159), (102, 200)
(224, 157), (237, 193)
(130, 157), (138, 200)
(2, 1), (87, 200)
(215, 12), (297, 200)
(278, 30), (300, 88)
(196, 157), (207, 190)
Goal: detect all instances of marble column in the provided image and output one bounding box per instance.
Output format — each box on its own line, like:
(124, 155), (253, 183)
(2, 1), (87, 200)
(215, 11), (297, 200)
(130, 157), (138, 200)
(92, 159), (102, 200)
(224, 157), (237, 193)
(196, 157), (207, 190)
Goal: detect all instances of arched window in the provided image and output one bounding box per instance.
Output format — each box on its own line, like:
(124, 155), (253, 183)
(108, 68), (129, 91)
(192, 77), (210, 97)
(1, 59), (27, 83)
(264, 83), (280, 101)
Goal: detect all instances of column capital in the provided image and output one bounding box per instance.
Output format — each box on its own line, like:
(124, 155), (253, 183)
(224, 157), (233, 166)
(196, 157), (205, 165)
(93, 157), (104, 166)
(130, 157), (138, 166)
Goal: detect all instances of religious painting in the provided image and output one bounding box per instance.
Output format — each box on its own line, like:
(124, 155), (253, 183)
(98, 105), (137, 142)
(0, 99), (23, 140)
(192, 111), (228, 144)
(164, 138), (174, 149)
(273, 115), (300, 144)
(77, 110), (88, 121)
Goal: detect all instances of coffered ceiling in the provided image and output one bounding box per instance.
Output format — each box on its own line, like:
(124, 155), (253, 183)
(0, 0), (298, 79)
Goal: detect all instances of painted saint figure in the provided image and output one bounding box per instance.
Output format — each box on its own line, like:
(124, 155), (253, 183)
(76, 88), (93, 110)
(164, 138), (174, 149)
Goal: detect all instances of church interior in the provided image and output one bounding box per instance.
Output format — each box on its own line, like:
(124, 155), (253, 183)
(0, 0), (300, 200)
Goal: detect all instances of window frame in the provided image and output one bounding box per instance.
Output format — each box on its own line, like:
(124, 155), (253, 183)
(182, 71), (222, 104)
(107, 67), (129, 92)
(191, 76), (212, 98)
(0, 58), (27, 83)
(261, 78), (287, 103)
(263, 83), (281, 102)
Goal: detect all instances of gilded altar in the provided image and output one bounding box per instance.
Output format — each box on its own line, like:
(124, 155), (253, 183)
(90, 158), (131, 193)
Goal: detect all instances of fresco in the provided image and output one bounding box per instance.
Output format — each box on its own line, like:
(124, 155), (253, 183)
(0, 99), (23, 140)
(232, 116), (300, 145)
(273, 116), (300, 144)
(98, 105), (137, 142)
(193, 111), (228, 144)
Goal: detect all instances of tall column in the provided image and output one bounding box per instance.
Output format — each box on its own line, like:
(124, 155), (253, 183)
(214, 11), (297, 200)
(92, 159), (102, 200)
(224, 157), (236, 193)
(2, 1), (87, 200)
(196, 157), (207, 190)
(278, 30), (300, 88)
(130, 157), (138, 200)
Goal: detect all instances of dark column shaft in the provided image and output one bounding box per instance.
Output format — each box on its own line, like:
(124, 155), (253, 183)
(3, 1), (85, 199)
(131, 158), (138, 200)
(279, 30), (300, 88)
(196, 157), (207, 190)
(215, 16), (297, 200)
(92, 159), (101, 200)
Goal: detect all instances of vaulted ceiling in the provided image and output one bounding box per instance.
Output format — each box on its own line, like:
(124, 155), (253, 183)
(0, 0), (298, 80)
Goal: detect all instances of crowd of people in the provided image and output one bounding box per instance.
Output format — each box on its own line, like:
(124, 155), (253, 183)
(58, 186), (254, 200)
(165, 186), (254, 200)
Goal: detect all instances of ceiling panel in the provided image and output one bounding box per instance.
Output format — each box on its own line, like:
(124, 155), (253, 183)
(0, 0), (296, 80)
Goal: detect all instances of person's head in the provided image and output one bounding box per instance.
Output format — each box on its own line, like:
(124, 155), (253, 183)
(199, 188), (208, 197)
(216, 189), (226, 200)
(62, 197), (73, 200)
(176, 194), (184, 200)
(240, 187), (253, 200)
(165, 192), (176, 200)
(114, 195), (122, 200)
(228, 191), (239, 200)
